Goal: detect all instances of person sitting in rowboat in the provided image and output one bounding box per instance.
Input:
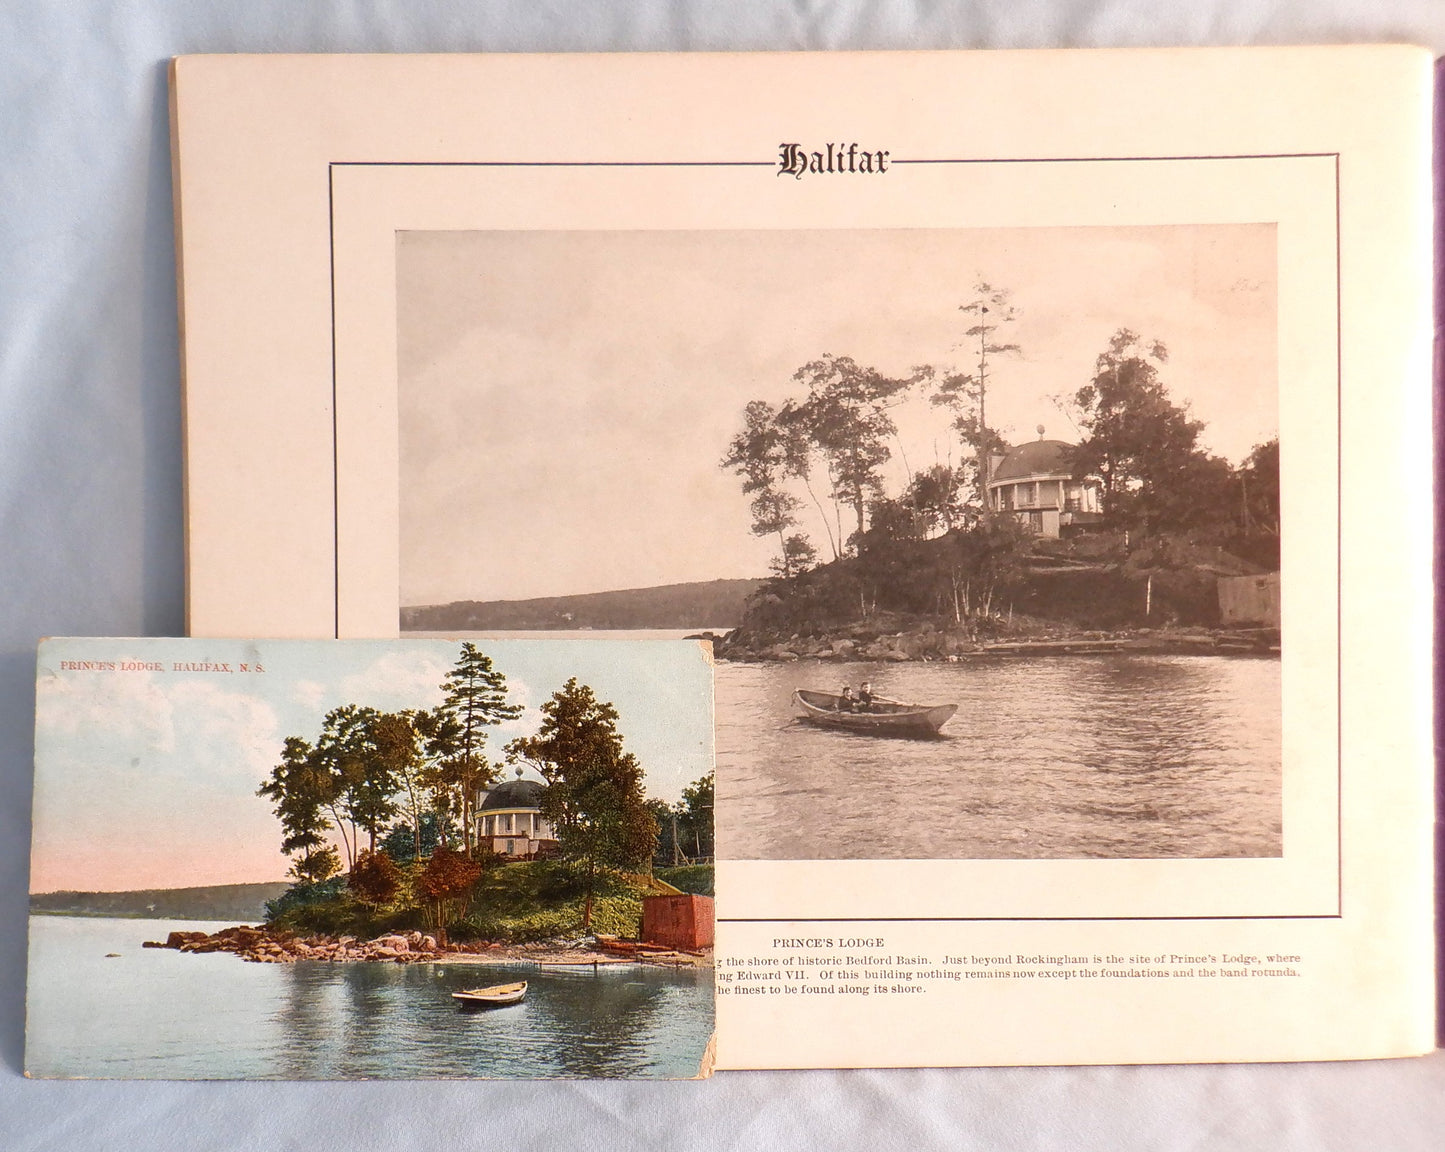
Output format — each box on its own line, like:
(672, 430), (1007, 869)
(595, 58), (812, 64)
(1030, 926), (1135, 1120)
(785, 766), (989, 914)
(857, 682), (875, 711)
(836, 685), (856, 712)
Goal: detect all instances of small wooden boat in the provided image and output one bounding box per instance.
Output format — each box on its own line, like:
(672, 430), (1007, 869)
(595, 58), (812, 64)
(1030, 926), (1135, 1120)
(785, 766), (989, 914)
(793, 689), (957, 736)
(452, 981), (527, 1007)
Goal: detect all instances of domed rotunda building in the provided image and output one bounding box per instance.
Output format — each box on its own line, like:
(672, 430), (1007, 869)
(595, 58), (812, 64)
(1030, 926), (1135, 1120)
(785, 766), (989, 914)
(986, 432), (1104, 538)
(475, 768), (559, 860)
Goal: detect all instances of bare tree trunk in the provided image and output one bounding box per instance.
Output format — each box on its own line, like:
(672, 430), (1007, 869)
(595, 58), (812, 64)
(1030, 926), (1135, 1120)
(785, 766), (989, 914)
(800, 475), (840, 560)
(326, 804), (355, 870)
(583, 859), (596, 930)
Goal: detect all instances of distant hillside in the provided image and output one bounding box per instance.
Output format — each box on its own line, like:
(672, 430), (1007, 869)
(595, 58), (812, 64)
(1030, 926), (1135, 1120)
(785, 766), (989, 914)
(402, 578), (762, 632)
(31, 882), (290, 922)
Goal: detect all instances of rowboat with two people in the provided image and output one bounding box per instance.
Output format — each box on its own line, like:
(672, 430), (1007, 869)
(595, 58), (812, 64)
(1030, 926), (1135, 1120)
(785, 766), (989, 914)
(452, 981), (527, 1008)
(792, 688), (957, 737)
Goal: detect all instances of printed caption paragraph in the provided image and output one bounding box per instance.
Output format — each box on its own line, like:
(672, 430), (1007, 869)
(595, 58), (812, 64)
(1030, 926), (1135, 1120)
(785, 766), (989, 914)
(718, 939), (1305, 997)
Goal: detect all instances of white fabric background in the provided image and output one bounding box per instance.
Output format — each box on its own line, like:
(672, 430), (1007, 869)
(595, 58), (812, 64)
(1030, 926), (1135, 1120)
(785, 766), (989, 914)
(2, 3), (1442, 1149)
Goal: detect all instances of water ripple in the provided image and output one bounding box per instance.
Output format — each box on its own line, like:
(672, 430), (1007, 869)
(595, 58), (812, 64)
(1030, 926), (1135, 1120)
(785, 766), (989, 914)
(716, 654), (1280, 860)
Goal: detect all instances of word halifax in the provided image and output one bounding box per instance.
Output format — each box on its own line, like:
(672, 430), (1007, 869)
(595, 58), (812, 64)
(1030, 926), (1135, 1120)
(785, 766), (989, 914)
(777, 142), (890, 178)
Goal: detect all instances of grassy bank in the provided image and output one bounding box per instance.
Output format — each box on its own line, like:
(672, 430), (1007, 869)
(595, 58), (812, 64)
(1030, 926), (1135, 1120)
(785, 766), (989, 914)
(265, 860), (714, 944)
(655, 865), (714, 897)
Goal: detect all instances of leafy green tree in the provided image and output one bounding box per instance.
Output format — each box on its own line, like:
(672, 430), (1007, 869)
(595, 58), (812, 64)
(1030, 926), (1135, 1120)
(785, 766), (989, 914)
(675, 771), (714, 861)
(381, 811), (459, 864)
(257, 736), (341, 884)
(507, 679), (659, 929)
(646, 772), (714, 866)
(368, 710), (430, 861)
(646, 798), (679, 866)
(290, 845), (341, 886)
(311, 704), (400, 861)
(427, 644), (523, 857)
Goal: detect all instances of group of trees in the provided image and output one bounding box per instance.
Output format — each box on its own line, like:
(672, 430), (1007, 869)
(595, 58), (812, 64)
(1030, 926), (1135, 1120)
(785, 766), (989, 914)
(258, 644), (667, 930)
(720, 283), (1024, 579)
(508, 679), (659, 928)
(1064, 329), (1279, 544)
(257, 643), (520, 891)
(720, 357), (928, 579)
(647, 771), (714, 867)
(722, 282), (1281, 625)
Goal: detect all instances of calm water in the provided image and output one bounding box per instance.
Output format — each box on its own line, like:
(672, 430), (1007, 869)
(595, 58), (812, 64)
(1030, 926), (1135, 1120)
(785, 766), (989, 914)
(26, 917), (713, 1079)
(716, 654), (1281, 861)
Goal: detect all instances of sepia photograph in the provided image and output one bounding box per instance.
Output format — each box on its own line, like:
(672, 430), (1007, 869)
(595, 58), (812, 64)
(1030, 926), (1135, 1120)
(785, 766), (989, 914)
(27, 638), (714, 1079)
(397, 224), (1282, 863)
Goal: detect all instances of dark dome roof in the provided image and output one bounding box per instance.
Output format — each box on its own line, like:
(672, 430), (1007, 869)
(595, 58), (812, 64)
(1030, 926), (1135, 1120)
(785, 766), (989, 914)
(480, 779), (546, 811)
(990, 439), (1075, 484)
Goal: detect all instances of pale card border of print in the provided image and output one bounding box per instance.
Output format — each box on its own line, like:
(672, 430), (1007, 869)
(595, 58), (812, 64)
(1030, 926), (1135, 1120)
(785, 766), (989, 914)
(171, 51), (1435, 1066)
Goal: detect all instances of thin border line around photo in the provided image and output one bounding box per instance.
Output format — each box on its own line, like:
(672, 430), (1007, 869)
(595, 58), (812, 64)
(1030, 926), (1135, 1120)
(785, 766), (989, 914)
(326, 151), (1338, 926)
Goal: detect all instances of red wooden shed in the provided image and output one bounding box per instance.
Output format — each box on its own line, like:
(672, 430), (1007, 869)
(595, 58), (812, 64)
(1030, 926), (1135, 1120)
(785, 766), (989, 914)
(641, 893), (714, 951)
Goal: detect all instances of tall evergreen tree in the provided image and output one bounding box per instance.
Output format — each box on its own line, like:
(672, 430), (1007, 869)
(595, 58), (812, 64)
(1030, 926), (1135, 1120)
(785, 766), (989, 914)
(930, 282), (1020, 509)
(428, 643), (523, 856)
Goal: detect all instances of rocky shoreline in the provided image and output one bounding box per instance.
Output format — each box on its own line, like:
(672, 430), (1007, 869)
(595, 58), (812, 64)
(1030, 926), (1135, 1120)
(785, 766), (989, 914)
(697, 624), (1280, 663)
(142, 925), (710, 968)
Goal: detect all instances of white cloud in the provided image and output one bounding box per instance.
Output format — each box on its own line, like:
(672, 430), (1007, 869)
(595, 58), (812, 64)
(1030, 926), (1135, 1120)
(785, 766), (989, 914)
(335, 648), (453, 714)
(35, 667), (176, 757)
(291, 679), (327, 711)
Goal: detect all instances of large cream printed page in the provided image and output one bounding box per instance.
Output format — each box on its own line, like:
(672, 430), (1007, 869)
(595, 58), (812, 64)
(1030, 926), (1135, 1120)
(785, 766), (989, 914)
(171, 48), (1434, 1067)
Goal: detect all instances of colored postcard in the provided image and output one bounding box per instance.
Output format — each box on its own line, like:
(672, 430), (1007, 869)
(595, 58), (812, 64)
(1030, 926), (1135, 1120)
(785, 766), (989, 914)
(27, 638), (715, 1079)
